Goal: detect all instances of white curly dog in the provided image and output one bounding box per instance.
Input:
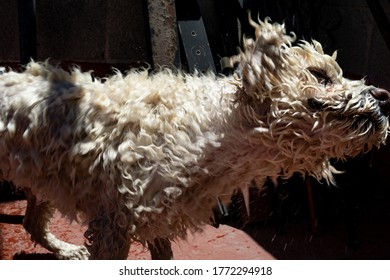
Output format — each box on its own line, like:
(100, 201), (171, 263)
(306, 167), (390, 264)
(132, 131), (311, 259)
(0, 19), (389, 259)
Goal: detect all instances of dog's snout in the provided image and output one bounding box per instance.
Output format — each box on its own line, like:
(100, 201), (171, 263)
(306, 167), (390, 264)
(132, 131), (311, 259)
(370, 88), (390, 116)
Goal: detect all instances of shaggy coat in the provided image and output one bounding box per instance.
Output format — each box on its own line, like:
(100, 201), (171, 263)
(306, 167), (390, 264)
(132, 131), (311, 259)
(0, 19), (389, 259)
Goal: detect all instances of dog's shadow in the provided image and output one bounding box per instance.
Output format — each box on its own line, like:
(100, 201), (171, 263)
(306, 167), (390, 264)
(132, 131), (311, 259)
(225, 156), (390, 260)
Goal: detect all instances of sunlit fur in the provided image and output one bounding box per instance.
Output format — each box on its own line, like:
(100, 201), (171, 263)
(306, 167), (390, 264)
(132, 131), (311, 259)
(0, 18), (388, 259)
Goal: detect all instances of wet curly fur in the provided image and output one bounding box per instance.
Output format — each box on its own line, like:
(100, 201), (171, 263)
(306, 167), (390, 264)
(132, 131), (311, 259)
(0, 18), (389, 259)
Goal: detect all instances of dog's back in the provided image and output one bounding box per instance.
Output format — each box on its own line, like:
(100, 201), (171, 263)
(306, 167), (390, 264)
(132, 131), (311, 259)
(0, 62), (236, 225)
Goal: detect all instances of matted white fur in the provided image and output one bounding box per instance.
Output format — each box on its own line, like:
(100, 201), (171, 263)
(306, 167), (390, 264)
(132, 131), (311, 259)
(0, 19), (389, 259)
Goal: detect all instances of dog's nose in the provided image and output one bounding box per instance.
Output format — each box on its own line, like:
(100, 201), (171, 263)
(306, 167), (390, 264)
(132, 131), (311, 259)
(370, 88), (390, 116)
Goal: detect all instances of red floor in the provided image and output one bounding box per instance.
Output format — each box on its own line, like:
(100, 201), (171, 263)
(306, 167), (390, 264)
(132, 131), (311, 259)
(0, 200), (275, 260)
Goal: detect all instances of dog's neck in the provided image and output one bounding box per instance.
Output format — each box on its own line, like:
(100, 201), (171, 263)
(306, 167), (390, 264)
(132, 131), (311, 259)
(177, 107), (282, 224)
(198, 129), (279, 188)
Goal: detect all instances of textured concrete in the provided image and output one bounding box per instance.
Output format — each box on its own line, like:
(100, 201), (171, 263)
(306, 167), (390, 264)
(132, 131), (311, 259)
(147, 0), (179, 68)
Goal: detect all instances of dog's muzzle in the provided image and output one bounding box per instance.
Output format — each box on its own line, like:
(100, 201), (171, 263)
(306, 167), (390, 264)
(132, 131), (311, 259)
(369, 87), (390, 116)
(308, 87), (390, 118)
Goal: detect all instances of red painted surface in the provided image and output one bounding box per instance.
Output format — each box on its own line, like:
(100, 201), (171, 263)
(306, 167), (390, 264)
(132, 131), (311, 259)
(0, 200), (274, 260)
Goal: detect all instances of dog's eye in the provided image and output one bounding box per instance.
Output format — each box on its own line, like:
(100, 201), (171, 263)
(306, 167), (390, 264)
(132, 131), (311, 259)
(308, 68), (332, 86)
(308, 98), (324, 110)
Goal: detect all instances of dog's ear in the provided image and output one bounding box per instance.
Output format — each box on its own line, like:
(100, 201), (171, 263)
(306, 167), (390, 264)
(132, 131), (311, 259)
(230, 17), (295, 100)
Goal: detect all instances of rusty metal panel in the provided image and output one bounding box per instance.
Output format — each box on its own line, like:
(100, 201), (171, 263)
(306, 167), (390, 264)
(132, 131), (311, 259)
(147, 0), (180, 68)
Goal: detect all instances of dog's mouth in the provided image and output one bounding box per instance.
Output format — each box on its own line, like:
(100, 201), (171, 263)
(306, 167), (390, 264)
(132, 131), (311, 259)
(349, 111), (387, 136)
(308, 96), (389, 137)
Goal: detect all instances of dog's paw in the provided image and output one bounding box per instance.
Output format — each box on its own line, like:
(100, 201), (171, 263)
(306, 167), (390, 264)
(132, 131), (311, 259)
(55, 244), (90, 260)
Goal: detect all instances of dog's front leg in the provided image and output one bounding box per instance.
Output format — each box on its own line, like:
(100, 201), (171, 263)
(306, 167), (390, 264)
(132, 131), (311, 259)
(148, 238), (173, 260)
(23, 189), (90, 260)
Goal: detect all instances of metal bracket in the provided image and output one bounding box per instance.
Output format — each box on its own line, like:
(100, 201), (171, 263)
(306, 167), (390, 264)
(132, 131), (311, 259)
(176, 0), (216, 73)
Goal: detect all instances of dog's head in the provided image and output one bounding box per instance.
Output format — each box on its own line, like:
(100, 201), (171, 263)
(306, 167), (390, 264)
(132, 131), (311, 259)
(231, 18), (390, 181)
